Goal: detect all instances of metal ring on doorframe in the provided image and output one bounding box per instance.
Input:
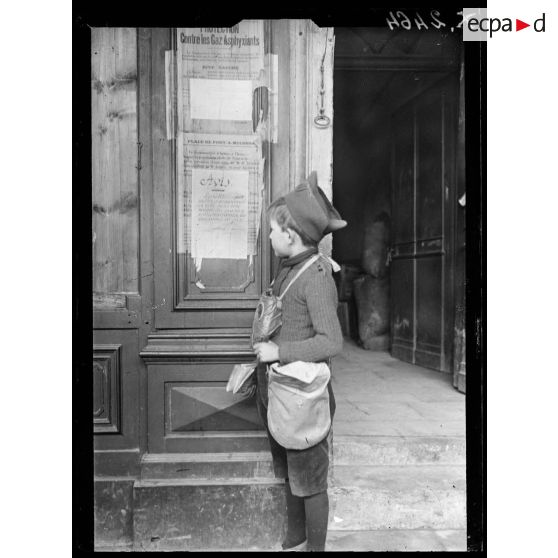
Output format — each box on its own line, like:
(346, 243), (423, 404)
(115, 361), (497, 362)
(314, 114), (331, 128)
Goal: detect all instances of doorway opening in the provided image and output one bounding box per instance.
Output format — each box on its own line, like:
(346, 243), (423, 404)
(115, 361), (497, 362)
(331, 27), (463, 375)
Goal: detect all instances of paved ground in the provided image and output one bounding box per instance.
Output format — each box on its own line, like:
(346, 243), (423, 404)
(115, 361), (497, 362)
(330, 339), (465, 437)
(325, 339), (467, 552)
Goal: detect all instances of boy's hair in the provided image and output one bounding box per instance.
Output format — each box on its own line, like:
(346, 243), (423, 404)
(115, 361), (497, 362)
(268, 197), (318, 248)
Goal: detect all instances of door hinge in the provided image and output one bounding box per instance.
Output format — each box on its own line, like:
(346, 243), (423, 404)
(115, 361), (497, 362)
(136, 141), (143, 171)
(386, 247), (394, 266)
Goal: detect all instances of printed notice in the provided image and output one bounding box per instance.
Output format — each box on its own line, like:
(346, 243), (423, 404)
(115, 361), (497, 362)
(190, 79), (252, 121)
(173, 20), (269, 259)
(178, 21), (265, 80)
(191, 169), (249, 260)
(178, 133), (264, 256)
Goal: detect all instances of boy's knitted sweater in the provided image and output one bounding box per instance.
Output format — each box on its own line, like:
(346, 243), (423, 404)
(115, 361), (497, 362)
(271, 247), (343, 364)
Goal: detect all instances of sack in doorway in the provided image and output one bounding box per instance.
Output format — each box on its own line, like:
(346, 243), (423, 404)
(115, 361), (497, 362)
(353, 274), (390, 349)
(361, 211), (391, 278)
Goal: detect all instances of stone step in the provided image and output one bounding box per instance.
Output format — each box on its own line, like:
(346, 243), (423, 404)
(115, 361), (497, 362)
(132, 478), (286, 551)
(328, 465), (466, 531)
(333, 435), (466, 466)
(133, 447), (466, 549)
(158, 432), (271, 453)
(326, 528), (467, 552)
(333, 419), (466, 436)
(110, 529), (467, 552)
(139, 434), (465, 482)
(140, 452), (275, 480)
(192, 529), (467, 552)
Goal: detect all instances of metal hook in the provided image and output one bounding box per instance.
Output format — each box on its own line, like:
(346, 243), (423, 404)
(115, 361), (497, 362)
(314, 114), (331, 128)
(314, 29), (331, 129)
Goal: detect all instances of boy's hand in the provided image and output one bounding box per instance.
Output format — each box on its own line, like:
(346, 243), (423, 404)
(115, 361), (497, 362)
(253, 341), (280, 363)
(237, 373), (256, 399)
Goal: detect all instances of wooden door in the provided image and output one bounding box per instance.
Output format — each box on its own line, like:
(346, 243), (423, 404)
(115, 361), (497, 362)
(390, 74), (458, 373)
(138, 22), (330, 454)
(92, 28), (145, 477)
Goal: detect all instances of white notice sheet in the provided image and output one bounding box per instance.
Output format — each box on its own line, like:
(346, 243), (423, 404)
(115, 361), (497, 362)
(191, 168), (249, 259)
(190, 79), (252, 121)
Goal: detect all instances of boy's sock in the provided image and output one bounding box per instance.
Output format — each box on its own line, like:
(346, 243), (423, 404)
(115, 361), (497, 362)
(304, 490), (329, 551)
(282, 480), (307, 548)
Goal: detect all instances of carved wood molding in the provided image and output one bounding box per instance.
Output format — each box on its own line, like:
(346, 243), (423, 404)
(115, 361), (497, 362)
(93, 344), (123, 434)
(140, 329), (255, 363)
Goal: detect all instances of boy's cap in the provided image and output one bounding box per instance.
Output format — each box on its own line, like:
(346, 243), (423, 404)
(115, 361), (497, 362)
(284, 171), (347, 242)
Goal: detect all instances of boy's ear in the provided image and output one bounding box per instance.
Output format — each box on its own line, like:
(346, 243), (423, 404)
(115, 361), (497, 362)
(285, 228), (298, 244)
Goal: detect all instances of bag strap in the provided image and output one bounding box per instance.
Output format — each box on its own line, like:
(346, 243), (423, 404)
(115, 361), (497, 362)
(277, 254), (320, 301)
(320, 253), (341, 273)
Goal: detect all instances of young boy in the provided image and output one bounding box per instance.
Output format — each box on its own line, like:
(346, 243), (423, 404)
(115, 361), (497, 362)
(253, 171), (346, 552)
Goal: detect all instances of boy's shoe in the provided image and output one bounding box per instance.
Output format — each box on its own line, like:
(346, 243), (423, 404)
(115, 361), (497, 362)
(281, 539), (307, 551)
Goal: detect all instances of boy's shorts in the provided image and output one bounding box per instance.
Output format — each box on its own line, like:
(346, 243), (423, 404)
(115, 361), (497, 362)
(256, 387), (334, 498)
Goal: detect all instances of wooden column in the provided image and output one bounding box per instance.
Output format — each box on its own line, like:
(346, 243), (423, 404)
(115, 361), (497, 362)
(306, 22), (335, 256)
(288, 20), (335, 256)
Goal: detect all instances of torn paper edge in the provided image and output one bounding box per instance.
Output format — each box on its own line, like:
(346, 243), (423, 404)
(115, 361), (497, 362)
(165, 50), (176, 140)
(253, 158), (266, 251)
(271, 54), (278, 143)
(177, 139), (185, 253)
(176, 45), (187, 254)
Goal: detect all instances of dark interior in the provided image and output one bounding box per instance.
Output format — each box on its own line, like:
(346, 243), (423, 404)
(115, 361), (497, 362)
(331, 27), (460, 347)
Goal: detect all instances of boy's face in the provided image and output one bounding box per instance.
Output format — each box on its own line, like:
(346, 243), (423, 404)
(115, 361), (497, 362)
(269, 218), (292, 258)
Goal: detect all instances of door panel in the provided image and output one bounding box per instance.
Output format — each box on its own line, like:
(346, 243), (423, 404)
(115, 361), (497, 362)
(391, 74), (457, 373)
(168, 383), (261, 432)
(93, 329), (141, 453)
(141, 22), (298, 453)
(92, 28), (145, 475)
(147, 362), (268, 453)
(391, 105), (415, 364)
(416, 95), (443, 240)
(149, 25), (272, 332)
(391, 258), (414, 362)
(415, 256), (443, 370)
(140, 22), (335, 453)
(92, 27), (139, 296)
(392, 107), (414, 245)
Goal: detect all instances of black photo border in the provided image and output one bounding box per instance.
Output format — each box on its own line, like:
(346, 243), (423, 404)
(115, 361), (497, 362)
(73, 5), (486, 556)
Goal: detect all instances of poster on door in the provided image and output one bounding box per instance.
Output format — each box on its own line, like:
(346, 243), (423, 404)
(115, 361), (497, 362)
(178, 22), (264, 81)
(174, 21), (268, 267)
(177, 22), (266, 134)
(177, 133), (264, 258)
(191, 169), (249, 260)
